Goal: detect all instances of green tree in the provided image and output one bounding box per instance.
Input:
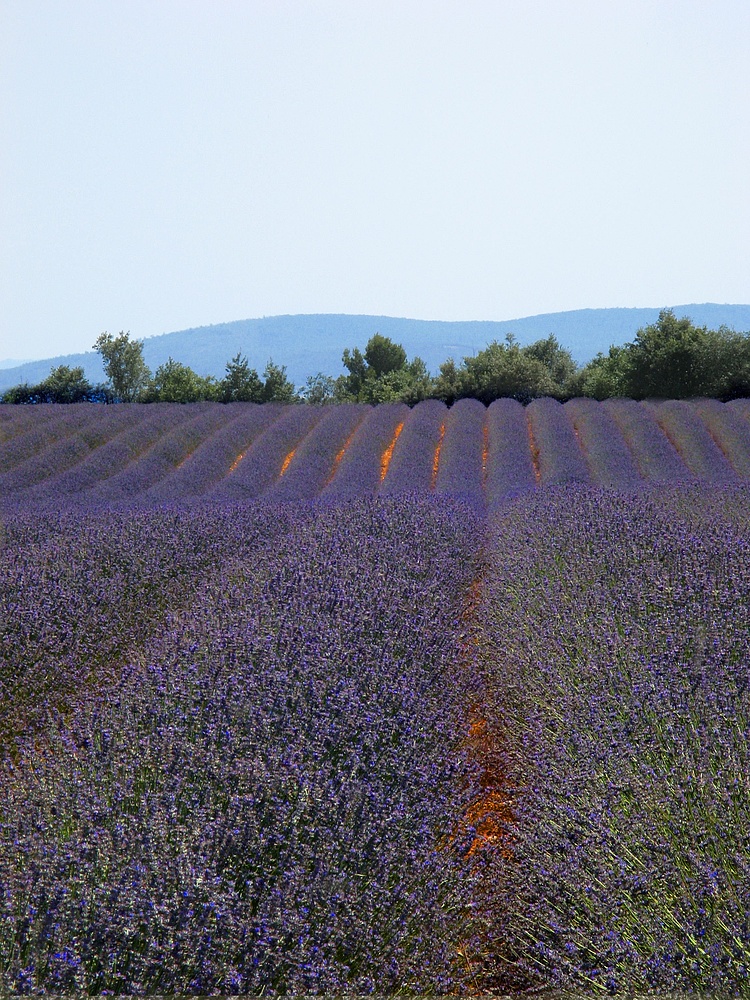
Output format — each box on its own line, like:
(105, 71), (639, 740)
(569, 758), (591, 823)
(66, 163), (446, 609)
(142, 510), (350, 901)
(432, 358), (463, 406)
(219, 353), (263, 402)
(1, 382), (36, 404)
(338, 346), (368, 400)
(94, 331), (152, 402)
(364, 334), (407, 377)
(1, 366), (107, 404)
(37, 365), (94, 403)
(302, 372), (337, 404)
(621, 309), (711, 399)
(699, 326), (750, 400)
(335, 334), (424, 403)
(437, 335), (557, 405)
(260, 360), (298, 403)
(572, 345), (629, 400)
(521, 335), (578, 392)
(147, 358), (218, 403)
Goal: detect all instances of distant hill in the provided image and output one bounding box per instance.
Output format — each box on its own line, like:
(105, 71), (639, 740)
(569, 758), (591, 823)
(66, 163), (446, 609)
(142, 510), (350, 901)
(2, 304), (749, 394)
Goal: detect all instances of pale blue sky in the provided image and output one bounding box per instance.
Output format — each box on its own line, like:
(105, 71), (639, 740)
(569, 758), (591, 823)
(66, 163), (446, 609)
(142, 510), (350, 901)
(2, 0), (749, 361)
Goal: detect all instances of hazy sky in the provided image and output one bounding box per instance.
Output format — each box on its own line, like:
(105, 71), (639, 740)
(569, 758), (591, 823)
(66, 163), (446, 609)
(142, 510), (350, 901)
(2, 0), (749, 361)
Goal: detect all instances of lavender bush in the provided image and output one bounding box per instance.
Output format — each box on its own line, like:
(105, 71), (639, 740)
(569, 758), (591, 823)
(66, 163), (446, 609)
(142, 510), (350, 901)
(525, 398), (590, 487)
(472, 484), (750, 995)
(0, 405), (96, 475)
(564, 398), (642, 489)
(379, 399), (445, 496)
(25, 409), (177, 504)
(645, 400), (737, 483)
(210, 405), (323, 501)
(89, 404), (234, 504)
(144, 404), (283, 504)
(435, 397), (485, 505)
(321, 403), (409, 499)
(0, 498), (482, 994)
(603, 399), (691, 484)
(693, 399), (750, 478)
(265, 404), (369, 502)
(484, 397), (536, 505)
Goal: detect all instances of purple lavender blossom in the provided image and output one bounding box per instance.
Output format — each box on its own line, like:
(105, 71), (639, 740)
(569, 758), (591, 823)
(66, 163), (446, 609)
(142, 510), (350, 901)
(475, 483), (750, 994)
(321, 403), (409, 499)
(526, 397), (590, 486)
(144, 403), (283, 503)
(727, 398), (750, 423)
(484, 397), (536, 504)
(692, 398), (750, 479)
(208, 405), (324, 501)
(266, 403), (369, 502)
(0, 497), (482, 994)
(84, 404), (235, 504)
(19, 405), (182, 506)
(0, 403), (125, 496)
(564, 398), (642, 489)
(379, 399), (446, 496)
(603, 398), (691, 483)
(645, 399), (737, 483)
(435, 397), (485, 505)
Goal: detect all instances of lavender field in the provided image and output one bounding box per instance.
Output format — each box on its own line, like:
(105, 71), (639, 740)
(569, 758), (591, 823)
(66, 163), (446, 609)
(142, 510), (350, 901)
(2, 398), (750, 995)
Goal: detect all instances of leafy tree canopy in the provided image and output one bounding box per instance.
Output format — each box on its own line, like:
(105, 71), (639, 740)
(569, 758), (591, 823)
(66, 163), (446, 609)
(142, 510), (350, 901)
(219, 353), (264, 403)
(335, 335), (428, 404)
(146, 358), (219, 403)
(93, 331), (151, 402)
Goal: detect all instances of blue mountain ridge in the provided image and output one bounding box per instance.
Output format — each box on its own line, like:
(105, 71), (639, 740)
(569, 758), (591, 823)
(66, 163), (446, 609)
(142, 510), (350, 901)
(2, 304), (749, 394)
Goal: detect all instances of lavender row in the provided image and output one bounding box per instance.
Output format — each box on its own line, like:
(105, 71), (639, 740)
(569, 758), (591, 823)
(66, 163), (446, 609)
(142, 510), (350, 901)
(434, 397), (485, 504)
(321, 402), (409, 499)
(143, 403), (283, 504)
(0, 404), (60, 445)
(0, 502), (299, 754)
(473, 484), (750, 994)
(379, 399), (446, 496)
(692, 399), (750, 478)
(0, 498), (482, 994)
(645, 400), (737, 483)
(210, 405), (323, 501)
(0, 403), (109, 477)
(86, 404), (234, 504)
(564, 397), (643, 489)
(21, 405), (193, 508)
(3, 400), (750, 508)
(602, 399), (690, 483)
(526, 397), (590, 487)
(728, 398), (750, 422)
(483, 398), (536, 504)
(265, 404), (369, 502)
(0, 404), (160, 500)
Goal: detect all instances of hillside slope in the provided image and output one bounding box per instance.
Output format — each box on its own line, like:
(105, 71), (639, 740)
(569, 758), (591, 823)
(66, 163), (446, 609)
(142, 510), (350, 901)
(2, 304), (749, 394)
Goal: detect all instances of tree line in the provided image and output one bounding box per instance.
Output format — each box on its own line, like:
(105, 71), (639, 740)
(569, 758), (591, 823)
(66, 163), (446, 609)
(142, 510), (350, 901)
(3, 311), (750, 405)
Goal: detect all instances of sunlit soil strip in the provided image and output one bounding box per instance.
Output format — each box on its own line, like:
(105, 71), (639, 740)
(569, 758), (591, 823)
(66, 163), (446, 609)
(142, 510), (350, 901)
(527, 416), (541, 484)
(441, 571), (516, 986)
(324, 421), (364, 487)
(279, 447), (296, 477)
(228, 451), (246, 473)
(430, 423), (446, 489)
(481, 423), (489, 486)
(462, 709), (516, 860)
(174, 449), (194, 470)
(379, 421), (404, 482)
(448, 574), (516, 860)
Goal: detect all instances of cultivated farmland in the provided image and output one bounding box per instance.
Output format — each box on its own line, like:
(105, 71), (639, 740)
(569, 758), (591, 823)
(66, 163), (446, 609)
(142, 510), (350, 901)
(1, 398), (750, 994)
